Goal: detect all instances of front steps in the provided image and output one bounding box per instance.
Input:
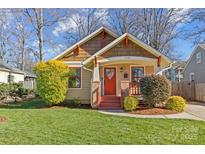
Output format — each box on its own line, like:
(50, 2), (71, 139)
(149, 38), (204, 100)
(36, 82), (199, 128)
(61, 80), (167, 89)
(98, 95), (122, 110)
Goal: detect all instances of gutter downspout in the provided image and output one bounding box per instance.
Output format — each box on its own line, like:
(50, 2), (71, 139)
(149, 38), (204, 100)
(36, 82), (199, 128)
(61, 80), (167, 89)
(82, 62), (94, 108)
(156, 61), (176, 75)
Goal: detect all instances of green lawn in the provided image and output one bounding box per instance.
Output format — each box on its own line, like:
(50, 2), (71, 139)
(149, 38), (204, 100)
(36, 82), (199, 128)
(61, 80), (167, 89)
(0, 99), (205, 144)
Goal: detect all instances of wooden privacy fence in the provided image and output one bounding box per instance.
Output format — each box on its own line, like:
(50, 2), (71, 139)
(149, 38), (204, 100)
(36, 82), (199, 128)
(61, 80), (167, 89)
(172, 81), (205, 102)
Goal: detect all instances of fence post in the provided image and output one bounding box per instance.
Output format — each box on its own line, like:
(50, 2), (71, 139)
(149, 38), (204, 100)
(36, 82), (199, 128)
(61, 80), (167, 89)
(191, 81), (196, 101)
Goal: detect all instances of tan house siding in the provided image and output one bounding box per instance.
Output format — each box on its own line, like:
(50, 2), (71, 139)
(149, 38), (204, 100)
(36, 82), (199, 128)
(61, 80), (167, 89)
(60, 31), (115, 61)
(184, 46), (205, 82)
(66, 68), (92, 104)
(100, 39), (157, 59)
(145, 66), (155, 75)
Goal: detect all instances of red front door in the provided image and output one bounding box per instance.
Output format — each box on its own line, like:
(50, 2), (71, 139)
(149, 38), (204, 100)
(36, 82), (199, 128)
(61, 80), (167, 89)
(104, 68), (116, 95)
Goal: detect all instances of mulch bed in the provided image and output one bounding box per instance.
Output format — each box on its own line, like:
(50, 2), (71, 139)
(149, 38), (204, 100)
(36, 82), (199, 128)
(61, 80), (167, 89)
(130, 107), (178, 115)
(0, 116), (7, 124)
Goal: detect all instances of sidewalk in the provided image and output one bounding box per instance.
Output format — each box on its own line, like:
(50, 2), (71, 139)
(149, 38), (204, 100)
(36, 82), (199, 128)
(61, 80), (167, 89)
(98, 103), (205, 121)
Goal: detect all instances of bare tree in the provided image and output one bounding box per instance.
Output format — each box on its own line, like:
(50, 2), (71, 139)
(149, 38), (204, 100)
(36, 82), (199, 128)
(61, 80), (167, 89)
(108, 9), (142, 35)
(25, 8), (66, 61)
(182, 9), (205, 44)
(8, 9), (34, 71)
(25, 8), (44, 61)
(53, 9), (108, 44)
(0, 9), (12, 61)
(108, 8), (189, 56)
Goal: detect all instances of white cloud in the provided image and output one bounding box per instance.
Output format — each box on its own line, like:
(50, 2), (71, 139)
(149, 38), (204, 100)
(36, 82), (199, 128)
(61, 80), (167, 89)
(53, 14), (79, 37)
(52, 9), (109, 37)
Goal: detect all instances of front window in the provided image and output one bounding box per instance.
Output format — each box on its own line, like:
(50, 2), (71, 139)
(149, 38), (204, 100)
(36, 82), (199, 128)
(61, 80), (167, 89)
(131, 67), (144, 82)
(196, 52), (201, 64)
(68, 67), (81, 88)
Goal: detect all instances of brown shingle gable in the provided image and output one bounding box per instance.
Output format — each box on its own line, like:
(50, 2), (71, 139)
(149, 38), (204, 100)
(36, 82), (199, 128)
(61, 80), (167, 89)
(60, 31), (116, 61)
(53, 27), (118, 61)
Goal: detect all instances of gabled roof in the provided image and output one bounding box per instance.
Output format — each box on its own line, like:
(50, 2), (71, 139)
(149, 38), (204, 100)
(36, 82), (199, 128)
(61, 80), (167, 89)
(183, 44), (205, 72)
(83, 33), (172, 65)
(52, 27), (118, 60)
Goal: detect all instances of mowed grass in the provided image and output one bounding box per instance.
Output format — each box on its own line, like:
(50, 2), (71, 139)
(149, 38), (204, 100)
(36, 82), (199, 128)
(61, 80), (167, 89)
(0, 99), (205, 144)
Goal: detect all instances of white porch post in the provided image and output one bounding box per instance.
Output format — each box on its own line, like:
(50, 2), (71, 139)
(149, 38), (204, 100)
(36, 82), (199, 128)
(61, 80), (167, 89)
(93, 64), (100, 81)
(91, 57), (101, 108)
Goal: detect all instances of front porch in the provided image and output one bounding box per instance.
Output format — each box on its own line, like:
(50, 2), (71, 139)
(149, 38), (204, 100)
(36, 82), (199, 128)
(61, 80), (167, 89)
(91, 57), (159, 109)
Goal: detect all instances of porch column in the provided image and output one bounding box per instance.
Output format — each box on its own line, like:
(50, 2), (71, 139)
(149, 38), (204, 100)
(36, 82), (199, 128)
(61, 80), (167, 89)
(93, 65), (100, 81)
(91, 57), (101, 108)
(157, 56), (162, 74)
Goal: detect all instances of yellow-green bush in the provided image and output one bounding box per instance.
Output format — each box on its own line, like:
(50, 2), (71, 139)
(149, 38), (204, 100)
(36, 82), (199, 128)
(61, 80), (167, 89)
(33, 60), (69, 105)
(166, 96), (186, 112)
(124, 96), (139, 111)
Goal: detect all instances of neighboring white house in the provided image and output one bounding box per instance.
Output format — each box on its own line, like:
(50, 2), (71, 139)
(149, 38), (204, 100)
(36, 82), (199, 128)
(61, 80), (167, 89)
(0, 58), (33, 84)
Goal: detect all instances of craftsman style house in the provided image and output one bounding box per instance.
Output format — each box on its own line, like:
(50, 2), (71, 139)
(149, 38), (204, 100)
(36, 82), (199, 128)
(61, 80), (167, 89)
(53, 27), (172, 109)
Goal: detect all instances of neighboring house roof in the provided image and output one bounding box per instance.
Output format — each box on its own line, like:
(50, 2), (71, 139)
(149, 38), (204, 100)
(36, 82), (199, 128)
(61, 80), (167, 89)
(173, 61), (186, 70)
(0, 59), (36, 77)
(52, 27), (119, 60)
(24, 71), (36, 78)
(183, 44), (205, 72)
(83, 33), (172, 65)
(0, 59), (24, 74)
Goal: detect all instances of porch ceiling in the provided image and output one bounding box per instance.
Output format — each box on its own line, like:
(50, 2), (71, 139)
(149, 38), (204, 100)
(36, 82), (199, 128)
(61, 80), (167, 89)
(98, 56), (157, 66)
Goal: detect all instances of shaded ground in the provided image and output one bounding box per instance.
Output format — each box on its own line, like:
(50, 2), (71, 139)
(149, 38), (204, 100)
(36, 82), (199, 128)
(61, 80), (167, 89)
(0, 99), (205, 144)
(130, 107), (178, 115)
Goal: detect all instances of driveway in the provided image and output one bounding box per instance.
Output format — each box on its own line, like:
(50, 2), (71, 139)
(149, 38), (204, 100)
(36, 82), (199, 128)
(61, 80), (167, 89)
(185, 102), (205, 120)
(99, 102), (205, 121)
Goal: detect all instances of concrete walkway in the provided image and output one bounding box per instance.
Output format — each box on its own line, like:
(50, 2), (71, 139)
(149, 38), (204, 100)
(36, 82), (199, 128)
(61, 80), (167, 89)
(99, 102), (205, 121)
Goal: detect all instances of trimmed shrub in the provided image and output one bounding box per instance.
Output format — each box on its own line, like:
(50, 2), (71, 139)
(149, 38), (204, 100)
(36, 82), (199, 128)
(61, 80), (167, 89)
(124, 96), (139, 111)
(166, 96), (186, 112)
(33, 60), (69, 105)
(140, 75), (171, 107)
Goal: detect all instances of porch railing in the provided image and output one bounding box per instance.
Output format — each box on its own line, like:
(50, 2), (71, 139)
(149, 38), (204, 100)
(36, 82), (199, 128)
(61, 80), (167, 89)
(129, 82), (141, 95)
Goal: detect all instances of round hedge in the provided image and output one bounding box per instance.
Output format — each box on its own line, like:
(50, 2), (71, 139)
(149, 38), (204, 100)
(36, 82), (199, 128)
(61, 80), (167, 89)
(166, 96), (186, 112)
(139, 75), (171, 107)
(124, 96), (139, 111)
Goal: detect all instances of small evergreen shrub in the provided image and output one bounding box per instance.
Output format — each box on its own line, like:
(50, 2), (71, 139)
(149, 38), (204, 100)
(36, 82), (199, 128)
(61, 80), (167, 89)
(166, 96), (186, 112)
(124, 96), (139, 111)
(33, 60), (69, 105)
(140, 75), (171, 107)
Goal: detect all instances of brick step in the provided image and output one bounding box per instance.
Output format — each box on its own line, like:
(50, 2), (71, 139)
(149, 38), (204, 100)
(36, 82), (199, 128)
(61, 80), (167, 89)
(101, 96), (121, 101)
(99, 102), (121, 107)
(100, 100), (121, 103)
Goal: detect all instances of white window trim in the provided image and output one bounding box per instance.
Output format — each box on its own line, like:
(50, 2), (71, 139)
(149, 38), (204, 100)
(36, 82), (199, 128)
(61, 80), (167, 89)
(129, 65), (146, 82)
(68, 66), (82, 89)
(196, 52), (202, 64)
(189, 72), (195, 82)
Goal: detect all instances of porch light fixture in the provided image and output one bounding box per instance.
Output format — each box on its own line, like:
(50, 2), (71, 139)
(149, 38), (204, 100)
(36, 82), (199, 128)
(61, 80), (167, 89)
(124, 73), (128, 79)
(120, 67), (124, 72)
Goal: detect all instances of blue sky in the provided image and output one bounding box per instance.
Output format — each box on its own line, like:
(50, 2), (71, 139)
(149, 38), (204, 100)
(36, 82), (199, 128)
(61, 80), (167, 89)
(172, 38), (194, 60)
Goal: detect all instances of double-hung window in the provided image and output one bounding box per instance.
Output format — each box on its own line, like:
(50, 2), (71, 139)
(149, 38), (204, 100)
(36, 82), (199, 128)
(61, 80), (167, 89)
(131, 67), (144, 83)
(68, 67), (81, 88)
(196, 52), (202, 64)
